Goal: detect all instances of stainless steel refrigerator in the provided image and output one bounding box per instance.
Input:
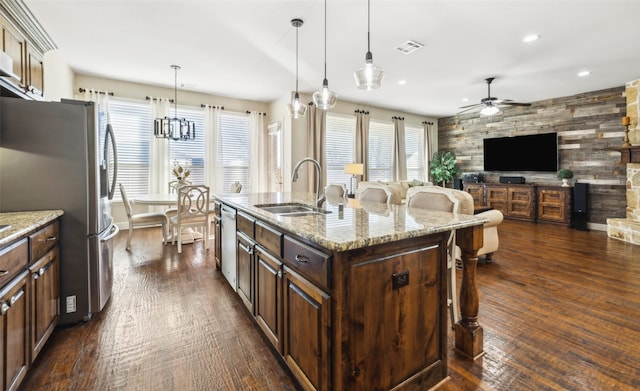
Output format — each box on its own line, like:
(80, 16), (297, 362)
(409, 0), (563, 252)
(0, 97), (118, 325)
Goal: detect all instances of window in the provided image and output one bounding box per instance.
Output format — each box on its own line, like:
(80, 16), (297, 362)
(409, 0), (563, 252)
(367, 120), (393, 181)
(109, 98), (151, 200)
(168, 107), (205, 185)
(405, 124), (425, 181)
(217, 112), (251, 192)
(325, 113), (355, 188)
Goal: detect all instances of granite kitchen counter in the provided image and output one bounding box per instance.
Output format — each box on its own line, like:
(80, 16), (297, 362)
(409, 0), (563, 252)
(214, 192), (487, 252)
(0, 210), (64, 247)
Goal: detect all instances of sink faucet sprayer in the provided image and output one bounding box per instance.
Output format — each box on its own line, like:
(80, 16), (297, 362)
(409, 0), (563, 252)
(291, 158), (325, 208)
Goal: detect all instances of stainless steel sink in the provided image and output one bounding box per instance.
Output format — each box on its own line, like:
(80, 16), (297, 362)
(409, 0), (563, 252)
(254, 203), (331, 216)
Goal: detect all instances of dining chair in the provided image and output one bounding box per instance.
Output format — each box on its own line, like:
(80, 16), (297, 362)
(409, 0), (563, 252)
(406, 186), (460, 326)
(358, 186), (392, 204)
(169, 185), (210, 254)
(119, 183), (168, 251)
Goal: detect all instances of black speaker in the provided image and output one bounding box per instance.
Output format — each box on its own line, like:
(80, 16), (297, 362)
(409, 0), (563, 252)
(571, 183), (589, 230)
(454, 179), (464, 190)
(499, 176), (525, 184)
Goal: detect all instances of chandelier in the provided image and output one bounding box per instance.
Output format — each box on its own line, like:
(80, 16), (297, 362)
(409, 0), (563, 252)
(153, 65), (195, 140)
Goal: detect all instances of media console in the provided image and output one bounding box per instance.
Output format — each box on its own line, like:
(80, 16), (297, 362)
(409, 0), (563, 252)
(463, 182), (572, 226)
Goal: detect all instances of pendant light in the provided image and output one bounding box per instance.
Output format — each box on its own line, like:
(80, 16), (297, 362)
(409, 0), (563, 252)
(312, 0), (338, 110)
(287, 18), (307, 118)
(353, 0), (385, 90)
(153, 65), (195, 141)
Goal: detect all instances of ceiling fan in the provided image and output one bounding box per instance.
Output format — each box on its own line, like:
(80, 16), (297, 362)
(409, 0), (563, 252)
(458, 77), (531, 116)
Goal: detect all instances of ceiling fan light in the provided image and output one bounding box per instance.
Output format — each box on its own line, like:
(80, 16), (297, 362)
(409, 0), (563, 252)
(313, 79), (338, 110)
(354, 55), (385, 90)
(480, 105), (500, 116)
(287, 92), (308, 118)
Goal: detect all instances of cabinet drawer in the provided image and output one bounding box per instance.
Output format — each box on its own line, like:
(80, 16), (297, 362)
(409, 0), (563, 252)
(29, 220), (59, 262)
(256, 221), (283, 258)
(283, 236), (331, 289)
(0, 238), (28, 288)
(237, 212), (255, 239)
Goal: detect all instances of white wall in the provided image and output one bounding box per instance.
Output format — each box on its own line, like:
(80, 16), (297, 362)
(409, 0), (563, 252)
(42, 49), (74, 101)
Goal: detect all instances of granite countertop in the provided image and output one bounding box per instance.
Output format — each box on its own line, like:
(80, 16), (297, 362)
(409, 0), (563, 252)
(214, 192), (487, 252)
(0, 210), (64, 247)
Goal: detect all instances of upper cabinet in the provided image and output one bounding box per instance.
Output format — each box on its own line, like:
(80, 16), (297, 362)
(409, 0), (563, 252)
(0, 1), (56, 100)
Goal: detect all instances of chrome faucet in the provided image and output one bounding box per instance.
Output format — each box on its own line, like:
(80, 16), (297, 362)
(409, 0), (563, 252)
(291, 157), (325, 208)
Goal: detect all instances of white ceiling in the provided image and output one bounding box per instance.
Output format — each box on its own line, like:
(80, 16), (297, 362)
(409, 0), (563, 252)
(23, 0), (640, 118)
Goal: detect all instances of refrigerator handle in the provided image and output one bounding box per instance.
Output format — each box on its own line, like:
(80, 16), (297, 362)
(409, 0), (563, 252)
(105, 123), (118, 200)
(101, 224), (120, 242)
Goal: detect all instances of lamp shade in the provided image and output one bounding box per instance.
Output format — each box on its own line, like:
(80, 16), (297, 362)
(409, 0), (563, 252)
(480, 105), (500, 116)
(354, 60), (385, 90)
(344, 163), (364, 176)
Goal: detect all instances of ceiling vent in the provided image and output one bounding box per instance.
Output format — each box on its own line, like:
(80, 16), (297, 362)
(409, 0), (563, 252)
(395, 40), (424, 54)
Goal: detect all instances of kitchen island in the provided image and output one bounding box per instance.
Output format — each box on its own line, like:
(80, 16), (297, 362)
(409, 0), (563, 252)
(214, 193), (486, 391)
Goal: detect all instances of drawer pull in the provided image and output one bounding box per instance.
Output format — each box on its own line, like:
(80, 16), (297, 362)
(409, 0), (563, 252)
(40, 236), (57, 242)
(0, 270), (8, 277)
(0, 302), (8, 315)
(238, 242), (253, 255)
(39, 267), (46, 276)
(10, 290), (24, 305)
(295, 254), (310, 263)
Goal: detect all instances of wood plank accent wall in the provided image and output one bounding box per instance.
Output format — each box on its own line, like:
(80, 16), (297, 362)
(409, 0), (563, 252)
(437, 86), (627, 225)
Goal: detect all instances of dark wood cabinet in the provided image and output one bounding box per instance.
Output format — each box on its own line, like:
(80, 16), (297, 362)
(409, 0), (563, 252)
(0, 272), (29, 391)
(463, 183), (484, 208)
(283, 266), (331, 391)
(254, 246), (283, 353)
(537, 186), (571, 225)
(28, 247), (59, 363)
(507, 185), (536, 221)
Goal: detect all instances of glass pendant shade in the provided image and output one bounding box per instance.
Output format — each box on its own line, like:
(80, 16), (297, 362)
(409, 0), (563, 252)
(354, 52), (385, 90)
(480, 105), (500, 116)
(313, 79), (338, 110)
(287, 92), (307, 118)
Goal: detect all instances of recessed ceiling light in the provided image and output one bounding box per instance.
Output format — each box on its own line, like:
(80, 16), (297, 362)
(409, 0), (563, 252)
(461, 97), (469, 102)
(397, 80), (407, 85)
(522, 34), (540, 43)
(577, 70), (591, 77)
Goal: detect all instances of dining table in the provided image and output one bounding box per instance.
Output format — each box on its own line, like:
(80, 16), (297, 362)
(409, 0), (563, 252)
(132, 193), (213, 245)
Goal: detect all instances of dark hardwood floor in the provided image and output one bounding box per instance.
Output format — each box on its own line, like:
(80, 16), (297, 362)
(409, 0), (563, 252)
(19, 220), (640, 391)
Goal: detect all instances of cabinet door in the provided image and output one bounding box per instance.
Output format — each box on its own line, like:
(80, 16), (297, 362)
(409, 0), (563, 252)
(236, 232), (254, 314)
(464, 184), (484, 208)
(486, 186), (508, 214)
(0, 14), (25, 85)
(538, 188), (569, 224)
(283, 267), (331, 391)
(0, 272), (29, 391)
(26, 45), (44, 97)
(348, 244), (446, 391)
(29, 248), (59, 363)
(508, 187), (535, 220)
(254, 246), (282, 353)
(213, 215), (222, 269)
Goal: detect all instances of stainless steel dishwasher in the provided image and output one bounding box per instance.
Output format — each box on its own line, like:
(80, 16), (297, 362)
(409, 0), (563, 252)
(220, 205), (237, 291)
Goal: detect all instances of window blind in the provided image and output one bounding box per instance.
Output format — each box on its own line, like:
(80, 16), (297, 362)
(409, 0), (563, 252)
(368, 119), (394, 181)
(217, 112), (251, 192)
(405, 124), (425, 181)
(325, 113), (356, 187)
(109, 98), (152, 200)
(168, 106), (205, 185)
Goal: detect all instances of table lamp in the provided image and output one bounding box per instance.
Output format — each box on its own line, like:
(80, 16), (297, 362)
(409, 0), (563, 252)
(344, 163), (364, 198)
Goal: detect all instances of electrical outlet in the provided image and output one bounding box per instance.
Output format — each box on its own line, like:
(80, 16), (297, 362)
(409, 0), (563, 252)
(66, 295), (76, 313)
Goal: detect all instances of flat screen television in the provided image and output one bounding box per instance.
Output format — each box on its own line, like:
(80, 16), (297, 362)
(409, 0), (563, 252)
(483, 132), (558, 172)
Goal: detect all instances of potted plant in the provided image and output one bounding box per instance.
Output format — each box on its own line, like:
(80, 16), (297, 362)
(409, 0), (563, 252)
(429, 151), (461, 187)
(557, 168), (574, 187)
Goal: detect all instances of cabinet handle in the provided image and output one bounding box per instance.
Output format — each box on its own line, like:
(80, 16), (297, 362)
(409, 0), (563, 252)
(10, 290), (24, 305)
(277, 269), (283, 279)
(295, 254), (310, 263)
(39, 236), (57, 242)
(238, 242), (253, 255)
(0, 270), (8, 277)
(39, 267), (46, 276)
(0, 302), (8, 315)
(32, 273), (39, 280)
